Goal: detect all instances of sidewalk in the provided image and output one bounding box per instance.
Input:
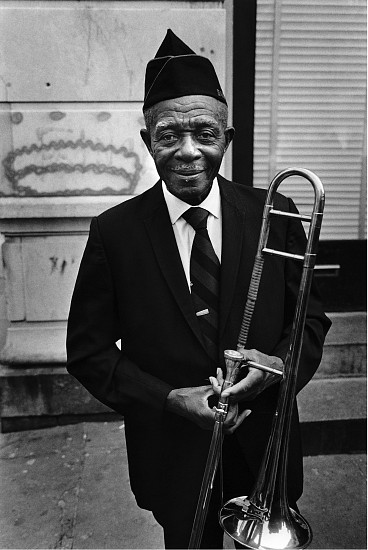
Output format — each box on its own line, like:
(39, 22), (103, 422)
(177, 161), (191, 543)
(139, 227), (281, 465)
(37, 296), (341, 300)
(0, 421), (366, 550)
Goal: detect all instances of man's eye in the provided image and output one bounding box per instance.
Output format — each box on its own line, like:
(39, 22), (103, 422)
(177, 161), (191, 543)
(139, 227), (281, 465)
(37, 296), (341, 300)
(160, 134), (177, 143)
(198, 131), (215, 141)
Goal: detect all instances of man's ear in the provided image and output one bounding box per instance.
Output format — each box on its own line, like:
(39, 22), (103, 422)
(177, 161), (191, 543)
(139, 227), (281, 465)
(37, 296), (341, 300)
(224, 126), (235, 151)
(140, 129), (153, 156)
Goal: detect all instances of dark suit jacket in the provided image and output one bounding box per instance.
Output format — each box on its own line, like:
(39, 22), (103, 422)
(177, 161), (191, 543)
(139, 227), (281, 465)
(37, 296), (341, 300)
(66, 176), (331, 512)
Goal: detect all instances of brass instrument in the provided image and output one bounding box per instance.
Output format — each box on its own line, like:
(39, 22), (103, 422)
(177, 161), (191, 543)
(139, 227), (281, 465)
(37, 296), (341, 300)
(189, 168), (325, 549)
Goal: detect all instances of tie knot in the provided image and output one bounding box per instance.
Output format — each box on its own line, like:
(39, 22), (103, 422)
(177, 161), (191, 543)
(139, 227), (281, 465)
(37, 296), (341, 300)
(182, 207), (209, 231)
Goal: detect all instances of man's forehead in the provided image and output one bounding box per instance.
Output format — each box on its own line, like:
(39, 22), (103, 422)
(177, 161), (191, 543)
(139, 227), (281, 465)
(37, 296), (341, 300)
(154, 95), (222, 116)
(153, 100), (222, 128)
(154, 113), (220, 130)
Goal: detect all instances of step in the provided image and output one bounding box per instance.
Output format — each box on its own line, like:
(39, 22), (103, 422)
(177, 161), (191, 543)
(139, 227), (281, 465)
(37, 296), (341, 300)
(1, 364), (366, 455)
(0, 312), (365, 432)
(317, 311), (366, 377)
(298, 377), (366, 455)
(0, 365), (115, 433)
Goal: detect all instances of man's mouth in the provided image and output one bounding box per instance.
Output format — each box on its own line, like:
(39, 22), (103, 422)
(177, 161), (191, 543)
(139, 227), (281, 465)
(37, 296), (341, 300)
(171, 167), (205, 176)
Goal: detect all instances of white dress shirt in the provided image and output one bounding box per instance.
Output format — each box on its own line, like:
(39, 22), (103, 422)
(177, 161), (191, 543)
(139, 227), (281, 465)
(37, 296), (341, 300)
(162, 178), (222, 289)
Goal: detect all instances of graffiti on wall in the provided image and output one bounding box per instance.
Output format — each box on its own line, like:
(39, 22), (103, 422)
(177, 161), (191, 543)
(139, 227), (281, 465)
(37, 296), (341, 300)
(3, 138), (143, 196)
(0, 108), (149, 196)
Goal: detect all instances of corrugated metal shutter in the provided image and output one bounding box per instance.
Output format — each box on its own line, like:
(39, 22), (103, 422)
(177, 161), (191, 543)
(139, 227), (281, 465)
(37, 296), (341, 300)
(253, 0), (367, 240)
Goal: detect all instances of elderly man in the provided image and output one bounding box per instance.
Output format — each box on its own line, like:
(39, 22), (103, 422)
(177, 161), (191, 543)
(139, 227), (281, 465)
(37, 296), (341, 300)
(67, 30), (330, 549)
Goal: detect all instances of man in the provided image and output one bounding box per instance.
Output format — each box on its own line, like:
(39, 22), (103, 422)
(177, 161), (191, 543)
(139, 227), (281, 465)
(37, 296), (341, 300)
(67, 30), (331, 549)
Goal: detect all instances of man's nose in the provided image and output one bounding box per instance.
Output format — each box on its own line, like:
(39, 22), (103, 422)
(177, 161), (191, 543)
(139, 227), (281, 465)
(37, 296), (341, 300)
(176, 135), (201, 161)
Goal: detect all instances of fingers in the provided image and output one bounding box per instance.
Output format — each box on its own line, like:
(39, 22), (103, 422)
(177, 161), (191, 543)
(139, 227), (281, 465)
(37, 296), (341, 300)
(224, 409), (252, 435)
(221, 369), (260, 398)
(216, 367), (224, 385)
(202, 384), (216, 396)
(167, 385), (218, 431)
(209, 376), (220, 394)
(166, 382), (252, 433)
(238, 408), (252, 424)
(240, 348), (284, 375)
(209, 368), (224, 395)
(220, 348), (283, 402)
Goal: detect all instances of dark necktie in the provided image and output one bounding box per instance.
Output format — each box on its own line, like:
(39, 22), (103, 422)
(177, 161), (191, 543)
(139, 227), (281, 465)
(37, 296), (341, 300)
(182, 207), (220, 362)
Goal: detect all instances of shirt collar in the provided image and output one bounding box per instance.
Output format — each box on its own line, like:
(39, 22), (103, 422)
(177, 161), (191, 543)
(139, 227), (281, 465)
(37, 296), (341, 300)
(162, 178), (221, 225)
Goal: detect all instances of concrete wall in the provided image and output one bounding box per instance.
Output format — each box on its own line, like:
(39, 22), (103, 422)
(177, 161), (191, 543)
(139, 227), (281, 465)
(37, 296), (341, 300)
(0, 0), (231, 364)
(0, 0), (233, 426)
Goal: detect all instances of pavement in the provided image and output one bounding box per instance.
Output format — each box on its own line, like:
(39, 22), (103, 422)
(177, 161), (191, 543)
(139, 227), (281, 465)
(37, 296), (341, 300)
(0, 420), (366, 550)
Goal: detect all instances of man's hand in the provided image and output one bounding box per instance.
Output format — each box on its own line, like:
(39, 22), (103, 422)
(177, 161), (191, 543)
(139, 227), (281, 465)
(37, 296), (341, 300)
(166, 385), (216, 430)
(166, 382), (251, 434)
(211, 349), (283, 404)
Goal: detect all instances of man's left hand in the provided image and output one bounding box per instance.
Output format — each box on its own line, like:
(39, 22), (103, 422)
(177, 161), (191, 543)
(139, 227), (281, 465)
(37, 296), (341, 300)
(210, 348), (283, 404)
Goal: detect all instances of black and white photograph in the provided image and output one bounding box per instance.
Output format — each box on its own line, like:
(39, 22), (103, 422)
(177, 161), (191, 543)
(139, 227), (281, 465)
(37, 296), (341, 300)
(0, 1), (366, 549)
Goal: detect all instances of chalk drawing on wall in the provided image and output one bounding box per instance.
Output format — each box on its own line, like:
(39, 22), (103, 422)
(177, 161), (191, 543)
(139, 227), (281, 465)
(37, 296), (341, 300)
(0, 107), (152, 197)
(3, 139), (143, 196)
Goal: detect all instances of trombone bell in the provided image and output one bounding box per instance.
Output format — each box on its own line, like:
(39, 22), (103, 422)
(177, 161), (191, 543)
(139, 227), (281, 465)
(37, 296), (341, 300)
(221, 496), (312, 549)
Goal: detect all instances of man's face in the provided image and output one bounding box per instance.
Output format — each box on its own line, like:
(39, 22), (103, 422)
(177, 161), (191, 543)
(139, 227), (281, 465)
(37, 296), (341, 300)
(141, 95), (234, 205)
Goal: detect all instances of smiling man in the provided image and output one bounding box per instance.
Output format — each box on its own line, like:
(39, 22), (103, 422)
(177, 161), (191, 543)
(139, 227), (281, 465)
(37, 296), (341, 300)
(67, 30), (331, 549)
(140, 95), (234, 205)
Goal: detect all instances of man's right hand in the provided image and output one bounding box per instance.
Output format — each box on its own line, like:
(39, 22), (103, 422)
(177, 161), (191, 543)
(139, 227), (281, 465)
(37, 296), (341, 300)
(166, 385), (216, 430)
(166, 379), (251, 433)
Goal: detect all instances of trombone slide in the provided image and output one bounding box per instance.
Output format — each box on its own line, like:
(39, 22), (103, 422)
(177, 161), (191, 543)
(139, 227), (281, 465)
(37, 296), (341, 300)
(188, 350), (243, 549)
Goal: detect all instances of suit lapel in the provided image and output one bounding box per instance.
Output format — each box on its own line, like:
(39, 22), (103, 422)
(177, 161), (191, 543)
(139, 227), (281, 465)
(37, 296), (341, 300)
(219, 176), (252, 339)
(143, 182), (207, 352)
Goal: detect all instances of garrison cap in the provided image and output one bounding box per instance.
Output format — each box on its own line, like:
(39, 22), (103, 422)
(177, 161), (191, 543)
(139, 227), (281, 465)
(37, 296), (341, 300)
(143, 29), (227, 110)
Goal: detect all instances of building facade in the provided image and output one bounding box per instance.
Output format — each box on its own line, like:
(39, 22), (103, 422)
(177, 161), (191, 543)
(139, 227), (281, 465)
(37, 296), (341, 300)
(0, 0), (366, 430)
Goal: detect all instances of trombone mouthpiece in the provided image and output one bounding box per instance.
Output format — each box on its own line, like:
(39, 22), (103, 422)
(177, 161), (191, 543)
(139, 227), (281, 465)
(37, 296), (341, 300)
(223, 349), (244, 388)
(224, 349), (244, 361)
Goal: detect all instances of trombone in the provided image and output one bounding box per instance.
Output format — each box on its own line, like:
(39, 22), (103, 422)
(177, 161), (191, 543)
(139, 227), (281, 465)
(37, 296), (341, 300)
(189, 167), (325, 549)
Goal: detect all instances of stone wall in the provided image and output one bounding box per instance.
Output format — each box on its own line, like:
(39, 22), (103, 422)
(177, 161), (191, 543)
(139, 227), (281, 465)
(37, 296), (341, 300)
(0, 0), (230, 364)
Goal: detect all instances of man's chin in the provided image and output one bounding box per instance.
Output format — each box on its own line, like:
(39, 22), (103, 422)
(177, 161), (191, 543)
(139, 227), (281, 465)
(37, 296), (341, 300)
(166, 179), (214, 205)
